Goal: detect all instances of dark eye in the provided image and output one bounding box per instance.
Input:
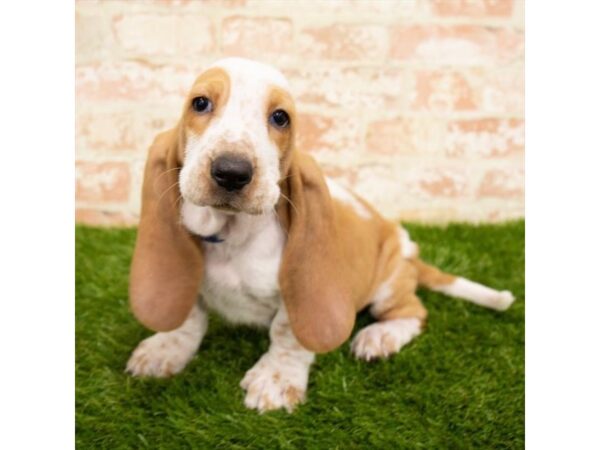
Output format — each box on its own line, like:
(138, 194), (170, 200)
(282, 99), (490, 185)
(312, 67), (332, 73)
(269, 109), (290, 129)
(191, 96), (213, 114)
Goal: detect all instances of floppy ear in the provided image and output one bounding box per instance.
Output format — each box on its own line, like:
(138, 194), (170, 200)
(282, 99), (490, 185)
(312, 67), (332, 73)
(129, 129), (203, 331)
(277, 152), (356, 353)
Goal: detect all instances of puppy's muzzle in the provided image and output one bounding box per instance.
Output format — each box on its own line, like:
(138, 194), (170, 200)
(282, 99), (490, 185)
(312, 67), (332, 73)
(210, 155), (253, 192)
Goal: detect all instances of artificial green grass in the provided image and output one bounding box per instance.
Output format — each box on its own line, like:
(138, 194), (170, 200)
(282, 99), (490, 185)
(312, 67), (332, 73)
(76, 220), (524, 449)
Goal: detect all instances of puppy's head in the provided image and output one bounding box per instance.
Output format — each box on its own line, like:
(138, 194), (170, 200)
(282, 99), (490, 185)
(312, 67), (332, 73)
(178, 58), (296, 215)
(132, 58), (355, 352)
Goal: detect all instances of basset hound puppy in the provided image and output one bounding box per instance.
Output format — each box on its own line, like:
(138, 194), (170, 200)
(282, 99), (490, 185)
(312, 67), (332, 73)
(125, 57), (515, 413)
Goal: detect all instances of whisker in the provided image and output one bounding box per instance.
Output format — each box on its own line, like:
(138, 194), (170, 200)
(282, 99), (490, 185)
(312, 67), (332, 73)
(151, 181), (180, 222)
(153, 166), (182, 192)
(278, 173), (297, 182)
(157, 180), (180, 206)
(160, 166), (183, 176)
(279, 192), (299, 216)
(172, 193), (184, 209)
(271, 205), (290, 238)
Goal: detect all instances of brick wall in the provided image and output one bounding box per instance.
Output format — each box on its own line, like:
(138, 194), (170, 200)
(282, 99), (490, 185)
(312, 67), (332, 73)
(75, 0), (524, 225)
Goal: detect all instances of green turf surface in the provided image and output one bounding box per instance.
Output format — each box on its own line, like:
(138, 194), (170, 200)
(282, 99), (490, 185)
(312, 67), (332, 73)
(76, 220), (524, 449)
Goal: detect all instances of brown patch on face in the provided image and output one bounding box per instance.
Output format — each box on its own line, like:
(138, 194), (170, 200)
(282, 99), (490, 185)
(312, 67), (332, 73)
(266, 86), (296, 174)
(182, 67), (231, 142)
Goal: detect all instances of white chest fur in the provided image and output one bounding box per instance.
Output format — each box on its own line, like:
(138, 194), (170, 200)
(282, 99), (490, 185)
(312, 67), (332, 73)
(181, 201), (285, 327)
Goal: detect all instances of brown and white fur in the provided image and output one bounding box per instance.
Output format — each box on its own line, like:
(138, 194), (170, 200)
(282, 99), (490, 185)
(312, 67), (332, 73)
(125, 58), (514, 413)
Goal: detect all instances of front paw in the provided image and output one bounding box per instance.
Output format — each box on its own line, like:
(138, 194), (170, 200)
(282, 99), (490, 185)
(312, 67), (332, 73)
(240, 356), (308, 413)
(125, 332), (198, 378)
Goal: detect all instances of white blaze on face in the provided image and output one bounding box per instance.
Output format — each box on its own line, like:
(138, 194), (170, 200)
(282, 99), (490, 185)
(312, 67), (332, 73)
(181, 57), (291, 212)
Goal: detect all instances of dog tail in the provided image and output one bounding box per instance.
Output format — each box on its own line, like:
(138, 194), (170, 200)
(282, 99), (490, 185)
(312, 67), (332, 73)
(413, 259), (515, 311)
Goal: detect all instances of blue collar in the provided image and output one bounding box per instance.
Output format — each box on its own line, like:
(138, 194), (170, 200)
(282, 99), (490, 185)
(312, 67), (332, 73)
(198, 234), (224, 244)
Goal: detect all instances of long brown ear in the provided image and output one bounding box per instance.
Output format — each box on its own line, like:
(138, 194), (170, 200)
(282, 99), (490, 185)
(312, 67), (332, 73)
(129, 129), (203, 331)
(278, 152), (355, 353)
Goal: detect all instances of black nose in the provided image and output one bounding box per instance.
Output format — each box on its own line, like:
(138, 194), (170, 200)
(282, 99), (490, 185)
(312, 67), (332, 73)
(210, 155), (253, 192)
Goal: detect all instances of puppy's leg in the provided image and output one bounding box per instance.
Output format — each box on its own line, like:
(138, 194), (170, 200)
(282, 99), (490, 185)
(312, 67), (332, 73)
(352, 258), (427, 361)
(126, 303), (208, 378)
(241, 305), (315, 413)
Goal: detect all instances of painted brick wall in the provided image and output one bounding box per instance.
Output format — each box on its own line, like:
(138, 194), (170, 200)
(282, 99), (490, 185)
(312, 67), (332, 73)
(75, 0), (524, 225)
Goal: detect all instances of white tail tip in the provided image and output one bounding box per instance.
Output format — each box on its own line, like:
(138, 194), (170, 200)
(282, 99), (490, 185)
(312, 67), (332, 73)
(432, 277), (515, 311)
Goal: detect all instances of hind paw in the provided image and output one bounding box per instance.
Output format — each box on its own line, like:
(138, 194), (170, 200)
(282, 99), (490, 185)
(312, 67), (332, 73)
(351, 318), (422, 361)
